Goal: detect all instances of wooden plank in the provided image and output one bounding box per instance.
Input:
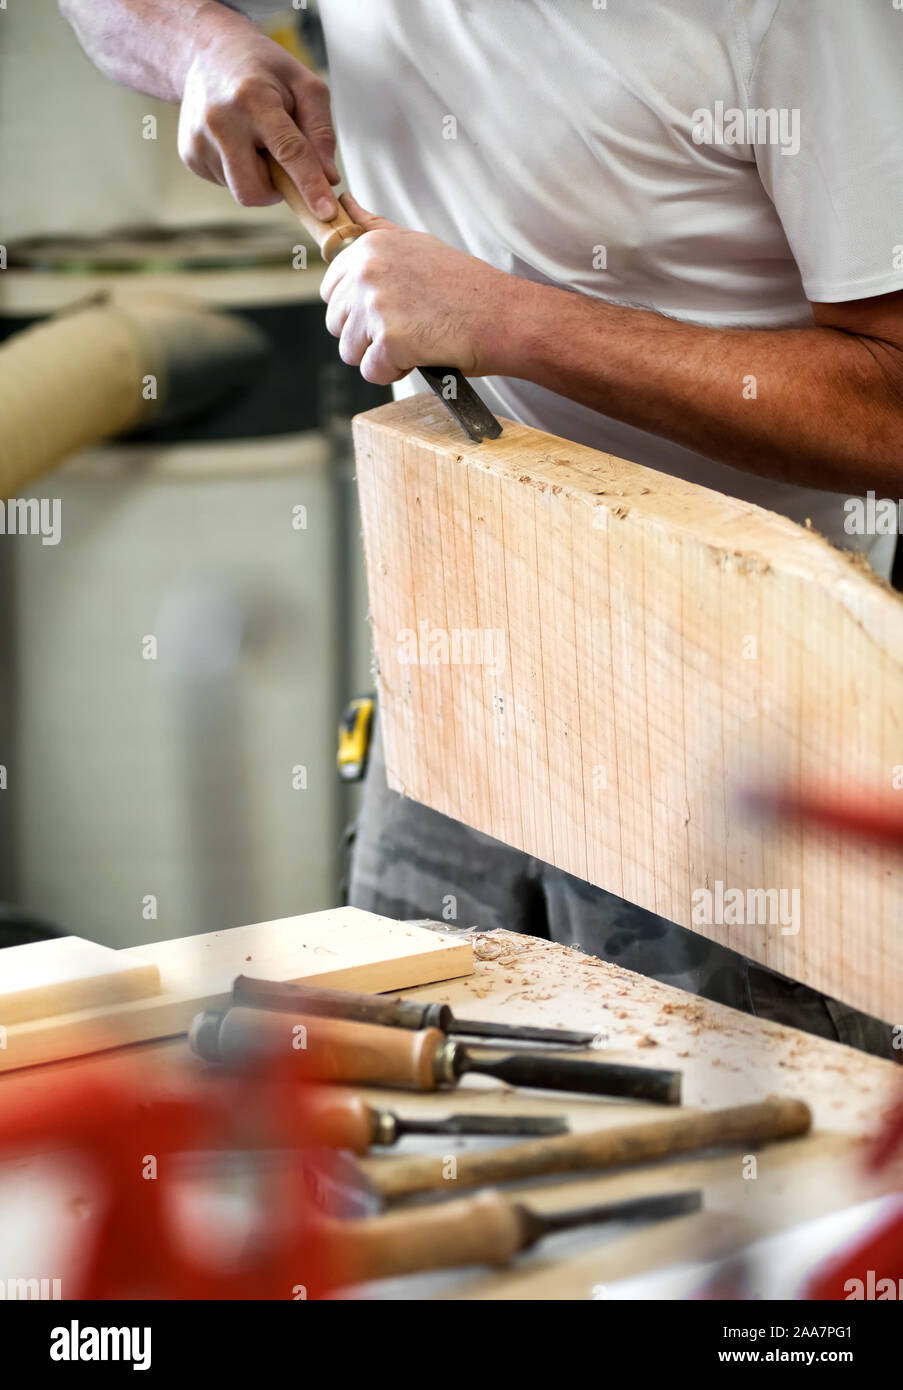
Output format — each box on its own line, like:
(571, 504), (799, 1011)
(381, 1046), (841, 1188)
(353, 396), (903, 1023)
(0, 936), (161, 1024)
(123, 908), (471, 997)
(0, 908), (471, 1072)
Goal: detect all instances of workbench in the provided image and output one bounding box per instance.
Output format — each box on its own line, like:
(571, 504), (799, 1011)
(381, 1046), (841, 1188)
(1, 927), (899, 1301)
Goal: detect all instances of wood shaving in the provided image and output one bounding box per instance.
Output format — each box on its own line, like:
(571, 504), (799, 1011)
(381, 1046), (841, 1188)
(472, 936), (505, 961)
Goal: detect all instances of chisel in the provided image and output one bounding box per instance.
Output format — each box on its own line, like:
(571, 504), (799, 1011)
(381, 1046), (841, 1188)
(267, 158), (503, 443)
(189, 1006), (682, 1104)
(327, 1188), (703, 1283)
(233, 974), (599, 1048)
(360, 1096), (813, 1202)
(307, 1088), (568, 1151)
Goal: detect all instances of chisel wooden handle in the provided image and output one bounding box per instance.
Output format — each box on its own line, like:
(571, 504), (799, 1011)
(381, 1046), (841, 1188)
(195, 1006), (447, 1090)
(195, 1005), (680, 1103)
(267, 157), (362, 262)
(325, 1189), (700, 1282)
(329, 1191), (526, 1282)
(306, 1088), (376, 1152)
(363, 1096), (812, 1200)
(234, 974), (439, 1030)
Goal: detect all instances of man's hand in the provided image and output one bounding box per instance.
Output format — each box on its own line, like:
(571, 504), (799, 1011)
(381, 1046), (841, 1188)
(60, 0), (340, 217)
(179, 8), (339, 216)
(326, 193), (903, 491)
(320, 196), (518, 385)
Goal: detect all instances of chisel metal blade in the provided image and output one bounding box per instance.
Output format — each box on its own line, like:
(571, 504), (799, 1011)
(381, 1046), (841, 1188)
(518, 1189), (703, 1248)
(446, 1017), (597, 1047)
(393, 1113), (569, 1139)
(418, 366), (503, 442)
(461, 1051), (682, 1105)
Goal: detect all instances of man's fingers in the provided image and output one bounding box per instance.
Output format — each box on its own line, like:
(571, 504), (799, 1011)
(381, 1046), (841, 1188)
(291, 77), (340, 185)
(320, 251), (349, 303)
(177, 116), (225, 186)
(221, 146), (282, 207)
(360, 340), (406, 387)
(262, 110), (338, 220)
(324, 282), (353, 338)
(338, 311), (369, 368)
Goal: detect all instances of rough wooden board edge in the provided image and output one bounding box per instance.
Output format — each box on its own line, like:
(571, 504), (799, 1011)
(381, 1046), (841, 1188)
(352, 396), (903, 648)
(353, 397), (903, 1022)
(0, 913), (472, 1073)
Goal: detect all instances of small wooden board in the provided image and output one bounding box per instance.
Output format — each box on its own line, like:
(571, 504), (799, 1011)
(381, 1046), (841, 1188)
(0, 936), (161, 1024)
(0, 908), (471, 1072)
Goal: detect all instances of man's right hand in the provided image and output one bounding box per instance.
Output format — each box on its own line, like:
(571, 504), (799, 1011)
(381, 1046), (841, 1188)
(178, 6), (340, 217)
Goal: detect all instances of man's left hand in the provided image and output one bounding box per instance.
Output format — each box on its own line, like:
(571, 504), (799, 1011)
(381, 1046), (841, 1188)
(320, 194), (515, 385)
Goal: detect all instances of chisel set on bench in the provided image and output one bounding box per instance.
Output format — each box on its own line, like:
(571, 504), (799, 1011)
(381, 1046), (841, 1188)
(182, 974), (811, 1289)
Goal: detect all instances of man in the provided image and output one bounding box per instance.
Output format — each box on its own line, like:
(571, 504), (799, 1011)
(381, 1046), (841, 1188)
(61, 0), (903, 1053)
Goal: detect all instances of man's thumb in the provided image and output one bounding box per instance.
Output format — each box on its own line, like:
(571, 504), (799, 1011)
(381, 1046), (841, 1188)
(340, 191), (396, 233)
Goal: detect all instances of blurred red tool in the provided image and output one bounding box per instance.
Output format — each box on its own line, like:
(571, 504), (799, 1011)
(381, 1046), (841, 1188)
(745, 778), (903, 1300)
(742, 783), (903, 850)
(0, 1057), (342, 1299)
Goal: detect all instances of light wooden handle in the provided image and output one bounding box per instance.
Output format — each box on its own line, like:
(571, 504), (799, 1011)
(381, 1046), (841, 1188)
(216, 1007), (444, 1090)
(364, 1097), (812, 1200)
(267, 156), (363, 262)
(329, 1190), (526, 1282)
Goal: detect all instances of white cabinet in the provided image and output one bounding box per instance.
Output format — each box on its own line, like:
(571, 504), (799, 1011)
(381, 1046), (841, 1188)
(6, 433), (351, 947)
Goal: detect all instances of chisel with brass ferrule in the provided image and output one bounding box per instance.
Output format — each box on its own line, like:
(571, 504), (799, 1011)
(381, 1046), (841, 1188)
(190, 1006), (682, 1104)
(307, 1088), (567, 1151)
(233, 974), (599, 1048)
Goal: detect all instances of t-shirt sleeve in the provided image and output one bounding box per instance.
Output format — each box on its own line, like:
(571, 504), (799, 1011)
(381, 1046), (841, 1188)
(747, 0), (903, 303)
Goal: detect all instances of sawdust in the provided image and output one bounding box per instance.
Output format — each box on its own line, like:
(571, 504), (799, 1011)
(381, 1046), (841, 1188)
(472, 935), (505, 961)
(406, 929), (900, 1138)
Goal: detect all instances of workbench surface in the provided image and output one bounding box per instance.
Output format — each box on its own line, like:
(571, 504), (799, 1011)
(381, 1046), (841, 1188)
(341, 929), (902, 1298)
(1, 928), (900, 1301)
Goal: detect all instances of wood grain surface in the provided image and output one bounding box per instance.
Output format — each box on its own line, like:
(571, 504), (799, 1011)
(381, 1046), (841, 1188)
(355, 395), (903, 1023)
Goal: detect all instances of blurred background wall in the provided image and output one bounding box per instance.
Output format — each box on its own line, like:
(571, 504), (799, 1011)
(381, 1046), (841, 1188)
(0, 3), (381, 947)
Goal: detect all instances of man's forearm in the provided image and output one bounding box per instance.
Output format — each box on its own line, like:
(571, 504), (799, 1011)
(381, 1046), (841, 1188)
(500, 282), (903, 495)
(60, 0), (252, 102)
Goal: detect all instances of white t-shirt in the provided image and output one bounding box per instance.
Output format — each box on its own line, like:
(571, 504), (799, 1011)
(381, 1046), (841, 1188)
(243, 0), (903, 569)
